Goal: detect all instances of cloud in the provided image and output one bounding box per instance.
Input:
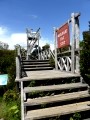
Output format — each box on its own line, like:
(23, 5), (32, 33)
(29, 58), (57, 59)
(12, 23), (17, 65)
(29, 14), (38, 19)
(0, 26), (54, 50)
(40, 37), (54, 50)
(0, 26), (27, 49)
(0, 26), (7, 35)
(10, 33), (27, 48)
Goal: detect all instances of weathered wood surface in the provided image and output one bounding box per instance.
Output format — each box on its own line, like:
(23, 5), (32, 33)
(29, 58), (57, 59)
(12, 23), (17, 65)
(23, 67), (53, 71)
(25, 101), (90, 120)
(15, 70), (80, 82)
(24, 90), (90, 106)
(22, 64), (50, 67)
(24, 83), (87, 93)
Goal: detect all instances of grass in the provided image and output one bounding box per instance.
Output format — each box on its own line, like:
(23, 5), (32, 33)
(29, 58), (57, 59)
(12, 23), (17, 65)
(0, 97), (20, 120)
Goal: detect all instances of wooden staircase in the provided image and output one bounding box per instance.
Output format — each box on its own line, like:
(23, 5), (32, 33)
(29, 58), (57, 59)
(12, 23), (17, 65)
(16, 59), (90, 120)
(21, 59), (53, 71)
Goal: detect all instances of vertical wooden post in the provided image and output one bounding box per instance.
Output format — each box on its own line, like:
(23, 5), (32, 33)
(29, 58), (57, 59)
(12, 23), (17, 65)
(16, 46), (21, 79)
(67, 57), (69, 72)
(54, 27), (58, 70)
(71, 13), (75, 73)
(75, 16), (80, 73)
(16, 56), (21, 79)
(38, 37), (40, 60)
(21, 81), (24, 120)
(26, 29), (28, 60)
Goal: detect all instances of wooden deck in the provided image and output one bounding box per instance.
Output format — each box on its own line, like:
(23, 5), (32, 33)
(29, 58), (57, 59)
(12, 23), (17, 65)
(15, 70), (80, 82)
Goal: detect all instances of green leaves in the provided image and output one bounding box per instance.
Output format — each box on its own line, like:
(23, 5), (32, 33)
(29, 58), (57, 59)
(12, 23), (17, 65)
(80, 31), (90, 85)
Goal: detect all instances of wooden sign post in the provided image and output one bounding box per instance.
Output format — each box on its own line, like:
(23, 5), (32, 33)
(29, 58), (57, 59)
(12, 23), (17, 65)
(54, 13), (80, 73)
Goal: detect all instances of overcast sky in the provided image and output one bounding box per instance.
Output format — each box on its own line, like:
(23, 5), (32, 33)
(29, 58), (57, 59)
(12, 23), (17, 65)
(0, 0), (90, 50)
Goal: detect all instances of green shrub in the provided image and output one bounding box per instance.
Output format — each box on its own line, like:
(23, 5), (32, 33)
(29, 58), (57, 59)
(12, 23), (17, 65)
(49, 56), (55, 68)
(3, 90), (18, 102)
(80, 31), (90, 85)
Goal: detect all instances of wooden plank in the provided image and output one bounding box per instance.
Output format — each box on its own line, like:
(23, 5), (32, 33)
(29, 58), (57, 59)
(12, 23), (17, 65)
(24, 83), (87, 93)
(25, 101), (90, 120)
(83, 118), (90, 120)
(23, 67), (53, 71)
(15, 70), (80, 82)
(21, 60), (49, 62)
(24, 90), (90, 106)
(22, 62), (49, 65)
(22, 64), (50, 67)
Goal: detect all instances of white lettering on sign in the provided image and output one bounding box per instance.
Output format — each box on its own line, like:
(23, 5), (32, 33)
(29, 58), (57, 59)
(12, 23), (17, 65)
(60, 41), (66, 46)
(60, 36), (64, 41)
(57, 29), (68, 38)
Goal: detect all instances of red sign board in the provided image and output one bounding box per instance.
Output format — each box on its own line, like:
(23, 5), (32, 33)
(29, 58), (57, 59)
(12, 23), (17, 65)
(57, 23), (70, 48)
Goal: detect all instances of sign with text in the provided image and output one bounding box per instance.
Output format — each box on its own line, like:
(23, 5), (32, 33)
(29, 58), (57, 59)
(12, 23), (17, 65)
(0, 74), (8, 85)
(57, 23), (70, 48)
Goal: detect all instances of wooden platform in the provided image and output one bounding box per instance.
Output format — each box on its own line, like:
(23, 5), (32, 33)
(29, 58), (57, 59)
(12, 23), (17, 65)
(15, 70), (80, 82)
(25, 101), (90, 120)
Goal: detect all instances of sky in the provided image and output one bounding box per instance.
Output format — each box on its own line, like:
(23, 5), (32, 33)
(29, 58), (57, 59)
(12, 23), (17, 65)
(0, 0), (90, 50)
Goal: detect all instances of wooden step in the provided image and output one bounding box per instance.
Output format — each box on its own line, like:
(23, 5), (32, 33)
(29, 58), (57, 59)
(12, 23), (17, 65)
(15, 70), (80, 82)
(22, 64), (51, 68)
(25, 101), (90, 120)
(24, 90), (90, 106)
(23, 67), (53, 71)
(22, 61), (50, 65)
(83, 118), (90, 120)
(21, 60), (49, 62)
(24, 83), (88, 93)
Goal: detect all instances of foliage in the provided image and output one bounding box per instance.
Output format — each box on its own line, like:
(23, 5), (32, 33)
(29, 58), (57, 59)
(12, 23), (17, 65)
(0, 50), (16, 94)
(0, 97), (20, 120)
(70, 113), (81, 120)
(7, 62), (16, 89)
(3, 90), (18, 102)
(29, 81), (36, 87)
(42, 43), (50, 51)
(49, 56), (55, 68)
(80, 31), (90, 85)
(57, 45), (70, 53)
(8, 105), (20, 120)
(0, 50), (15, 73)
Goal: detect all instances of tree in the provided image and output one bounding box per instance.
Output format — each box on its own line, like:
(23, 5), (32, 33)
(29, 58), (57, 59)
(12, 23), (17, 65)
(42, 43), (50, 51)
(0, 41), (9, 50)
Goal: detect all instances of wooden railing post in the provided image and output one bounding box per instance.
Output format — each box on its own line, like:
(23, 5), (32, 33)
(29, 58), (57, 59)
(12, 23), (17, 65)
(54, 27), (58, 70)
(71, 13), (75, 73)
(21, 81), (24, 120)
(16, 46), (21, 79)
(16, 56), (21, 79)
(75, 16), (80, 73)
